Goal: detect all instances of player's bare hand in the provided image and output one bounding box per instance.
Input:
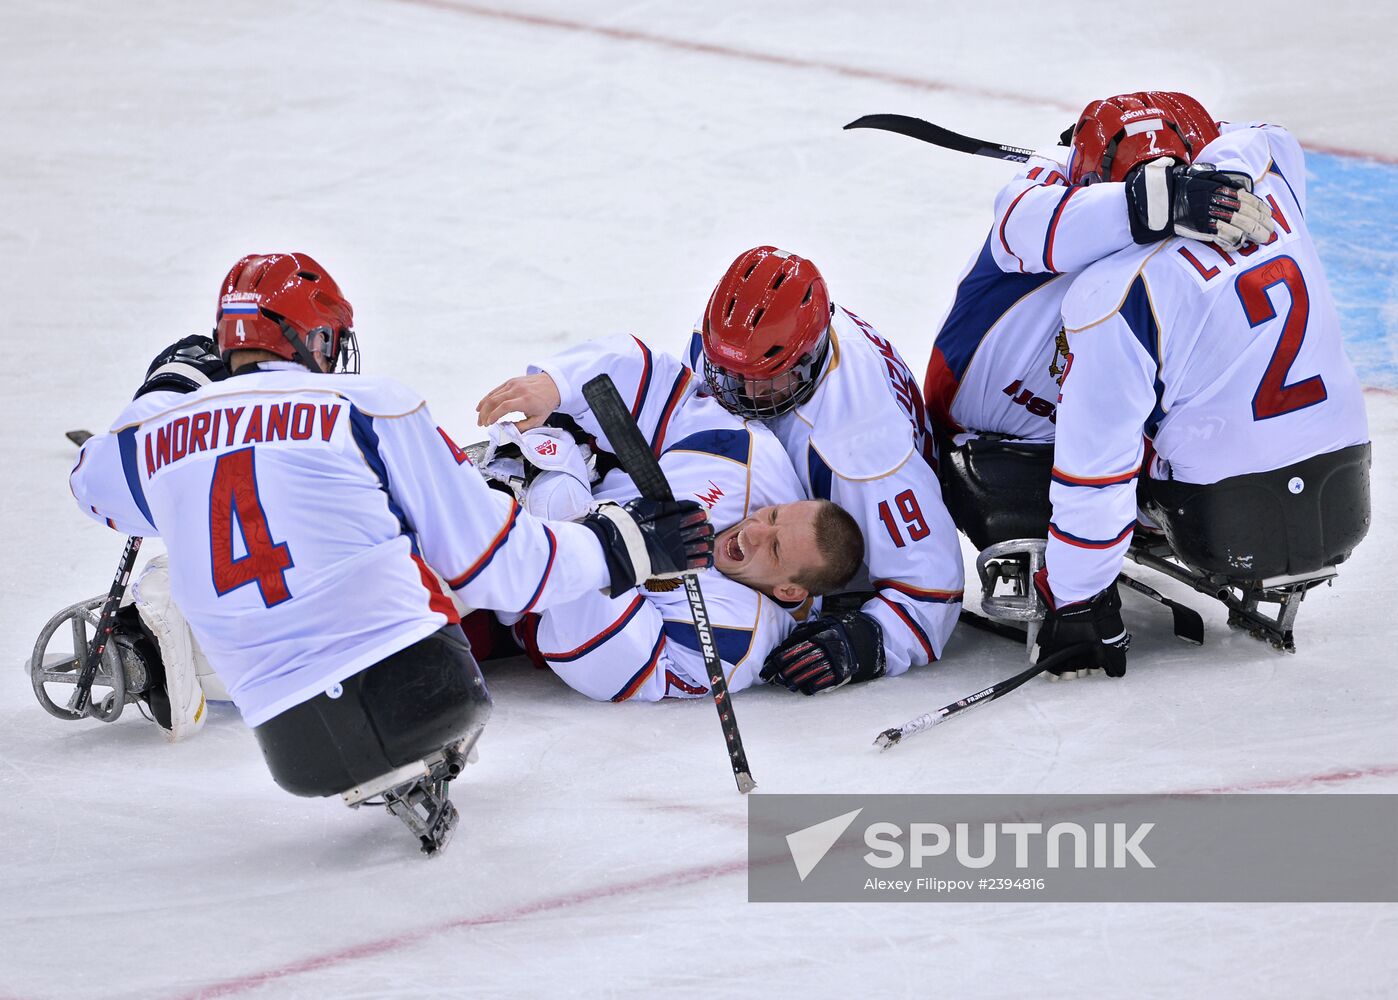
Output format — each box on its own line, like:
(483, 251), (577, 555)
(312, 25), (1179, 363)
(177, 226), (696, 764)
(476, 373), (562, 430)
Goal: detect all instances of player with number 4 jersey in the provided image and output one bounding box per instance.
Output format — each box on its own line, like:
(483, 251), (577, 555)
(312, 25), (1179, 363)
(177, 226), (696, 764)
(69, 255), (713, 734)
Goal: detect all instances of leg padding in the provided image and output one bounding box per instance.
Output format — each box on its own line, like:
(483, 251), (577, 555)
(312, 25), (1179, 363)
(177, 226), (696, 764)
(940, 437), (1054, 550)
(1142, 443), (1371, 580)
(252, 626), (492, 798)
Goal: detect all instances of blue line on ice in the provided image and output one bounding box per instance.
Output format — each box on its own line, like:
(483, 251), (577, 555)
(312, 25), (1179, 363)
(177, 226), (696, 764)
(1307, 150), (1398, 388)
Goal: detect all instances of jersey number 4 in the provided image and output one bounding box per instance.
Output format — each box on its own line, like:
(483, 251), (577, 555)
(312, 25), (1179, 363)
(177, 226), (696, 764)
(210, 448), (294, 606)
(1236, 256), (1327, 421)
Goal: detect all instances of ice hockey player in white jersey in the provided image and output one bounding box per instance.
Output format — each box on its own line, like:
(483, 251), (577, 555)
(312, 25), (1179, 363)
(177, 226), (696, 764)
(476, 334), (865, 699)
(686, 247), (965, 690)
(67, 253), (713, 852)
(1034, 95), (1371, 676)
(925, 92), (1277, 550)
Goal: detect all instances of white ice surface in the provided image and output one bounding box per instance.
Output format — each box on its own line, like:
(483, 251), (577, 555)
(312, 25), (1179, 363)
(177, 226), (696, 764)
(1, 2), (1395, 998)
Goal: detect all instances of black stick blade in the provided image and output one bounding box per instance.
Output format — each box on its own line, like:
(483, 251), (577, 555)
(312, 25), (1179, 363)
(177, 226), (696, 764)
(1170, 603), (1206, 645)
(844, 114), (1034, 162)
(66, 429), (93, 446)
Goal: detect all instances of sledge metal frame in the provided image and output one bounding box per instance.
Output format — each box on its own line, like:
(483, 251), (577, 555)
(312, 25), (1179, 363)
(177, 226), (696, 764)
(1127, 538), (1335, 653)
(30, 595), (134, 722)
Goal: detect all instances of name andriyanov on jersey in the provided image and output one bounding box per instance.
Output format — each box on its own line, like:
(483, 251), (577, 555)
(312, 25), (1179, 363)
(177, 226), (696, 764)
(143, 400), (345, 475)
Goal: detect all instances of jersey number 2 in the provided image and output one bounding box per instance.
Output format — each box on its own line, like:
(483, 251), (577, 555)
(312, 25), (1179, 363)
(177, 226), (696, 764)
(1236, 256), (1326, 420)
(878, 490), (929, 548)
(210, 448), (293, 606)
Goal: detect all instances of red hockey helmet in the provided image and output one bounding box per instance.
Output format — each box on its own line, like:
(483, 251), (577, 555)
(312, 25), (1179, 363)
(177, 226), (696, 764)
(215, 253), (358, 373)
(1068, 91), (1212, 185)
(700, 246), (832, 417)
(1155, 91), (1220, 155)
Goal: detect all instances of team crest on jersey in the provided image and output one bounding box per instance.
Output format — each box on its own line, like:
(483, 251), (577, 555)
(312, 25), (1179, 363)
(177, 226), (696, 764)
(534, 440), (558, 458)
(1049, 328), (1074, 388)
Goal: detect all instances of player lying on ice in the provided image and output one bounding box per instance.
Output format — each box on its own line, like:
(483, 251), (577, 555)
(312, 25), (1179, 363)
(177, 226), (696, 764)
(682, 247), (966, 690)
(921, 91), (1370, 674)
(63, 253), (714, 853)
(475, 333), (868, 700)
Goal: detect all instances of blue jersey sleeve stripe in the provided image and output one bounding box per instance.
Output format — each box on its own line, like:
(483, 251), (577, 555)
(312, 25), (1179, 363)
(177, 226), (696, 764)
(1118, 277), (1169, 435)
(628, 335), (655, 419)
(874, 579), (963, 604)
(349, 406), (419, 556)
(1048, 521), (1135, 549)
(448, 500), (521, 590)
(686, 330), (704, 372)
(648, 370), (692, 456)
(520, 525), (557, 613)
(807, 446), (834, 501)
(541, 594), (647, 663)
(1050, 464), (1140, 488)
(610, 634), (668, 702)
(1120, 275), (1161, 366)
(1268, 162), (1303, 217)
(875, 594), (936, 660)
(1042, 186), (1080, 273)
(117, 427), (155, 529)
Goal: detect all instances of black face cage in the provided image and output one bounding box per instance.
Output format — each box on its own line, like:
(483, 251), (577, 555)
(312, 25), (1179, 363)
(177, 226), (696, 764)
(277, 318), (360, 374)
(702, 334), (830, 419)
(336, 327), (360, 374)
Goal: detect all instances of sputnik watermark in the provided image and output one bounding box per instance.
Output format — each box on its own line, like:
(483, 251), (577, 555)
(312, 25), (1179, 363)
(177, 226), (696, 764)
(862, 820), (1154, 869)
(749, 794), (1398, 903)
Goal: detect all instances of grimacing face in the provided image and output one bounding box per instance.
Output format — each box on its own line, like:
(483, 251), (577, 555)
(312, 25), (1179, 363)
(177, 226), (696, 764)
(712, 500), (826, 603)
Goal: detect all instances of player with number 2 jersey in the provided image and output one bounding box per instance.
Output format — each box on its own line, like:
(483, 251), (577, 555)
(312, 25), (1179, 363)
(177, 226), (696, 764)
(1044, 107), (1369, 612)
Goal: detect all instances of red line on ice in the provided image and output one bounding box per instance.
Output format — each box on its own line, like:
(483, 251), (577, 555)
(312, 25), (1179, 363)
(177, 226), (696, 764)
(392, 0), (1049, 111)
(174, 857), (747, 999)
(173, 762), (1396, 997)
(390, 0), (1398, 165)
(1180, 763), (1398, 794)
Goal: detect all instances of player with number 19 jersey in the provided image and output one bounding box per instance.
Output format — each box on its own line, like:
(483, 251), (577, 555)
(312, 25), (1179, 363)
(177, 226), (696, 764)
(1045, 123), (1370, 603)
(687, 306), (965, 676)
(69, 368), (617, 726)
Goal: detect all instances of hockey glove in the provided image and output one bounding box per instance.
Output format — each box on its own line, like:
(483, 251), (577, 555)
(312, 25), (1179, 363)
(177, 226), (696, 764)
(1126, 159), (1275, 252)
(135, 335), (229, 399)
(1033, 569), (1130, 678)
(760, 611), (886, 695)
(581, 498), (714, 597)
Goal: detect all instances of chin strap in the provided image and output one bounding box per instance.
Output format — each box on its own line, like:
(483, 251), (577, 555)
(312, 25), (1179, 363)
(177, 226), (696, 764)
(279, 320), (333, 372)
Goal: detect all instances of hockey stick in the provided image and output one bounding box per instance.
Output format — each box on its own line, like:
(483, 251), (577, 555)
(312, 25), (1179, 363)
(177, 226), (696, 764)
(1117, 573), (1205, 645)
(958, 608), (1028, 644)
(873, 642), (1093, 751)
(844, 114), (1035, 163)
(581, 375), (757, 794)
(67, 534), (143, 716)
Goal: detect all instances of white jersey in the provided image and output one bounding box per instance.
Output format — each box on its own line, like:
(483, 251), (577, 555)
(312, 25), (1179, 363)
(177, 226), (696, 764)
(524, 569), (795, 702)
(925, 151), (1136, 442)
(70, 367), (611, 726)
(686, 307), (965, 676)
(523, 335), (805, 700)
(1046, 123), (1370, 603)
